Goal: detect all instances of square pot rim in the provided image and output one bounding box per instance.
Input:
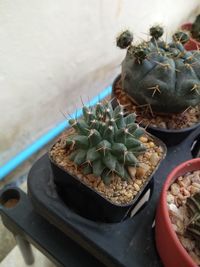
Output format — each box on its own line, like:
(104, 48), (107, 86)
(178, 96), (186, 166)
(49, 130), (167, 208)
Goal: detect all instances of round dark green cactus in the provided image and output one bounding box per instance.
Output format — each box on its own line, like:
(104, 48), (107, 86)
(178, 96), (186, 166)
(150, 25), (164, 40)
(116, 30), (133, 49)
(65, 101), (146, 184)
(185, 192), (200, 250)
(191, 14), (200, 41)
(173, 31), (189, 45)
(117, 26), (200, 114)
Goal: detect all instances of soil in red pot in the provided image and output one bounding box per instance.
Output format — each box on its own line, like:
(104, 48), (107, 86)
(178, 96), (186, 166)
(167, 170), (200, 265)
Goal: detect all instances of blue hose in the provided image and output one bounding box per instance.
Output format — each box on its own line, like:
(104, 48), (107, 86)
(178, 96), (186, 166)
(0, 85), (112, 180)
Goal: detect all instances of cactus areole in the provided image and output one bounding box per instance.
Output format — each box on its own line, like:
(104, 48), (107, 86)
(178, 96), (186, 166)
(66, 101), (146, 184)
(117, 26), (200, 114)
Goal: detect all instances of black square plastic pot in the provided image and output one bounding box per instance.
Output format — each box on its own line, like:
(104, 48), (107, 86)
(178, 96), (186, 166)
(49, 134), (166, 223)
(112, 75), (200, 146)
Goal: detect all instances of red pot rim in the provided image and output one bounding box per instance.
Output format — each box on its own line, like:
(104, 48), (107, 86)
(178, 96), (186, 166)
(181, 23), (192, 31)
(160, 158), (200, 265)
(181, 23), (200, 46)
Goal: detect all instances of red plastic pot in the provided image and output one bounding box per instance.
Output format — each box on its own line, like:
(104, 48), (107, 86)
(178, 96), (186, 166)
(155, 158), (200, 267)
(181, 23), (200, 50)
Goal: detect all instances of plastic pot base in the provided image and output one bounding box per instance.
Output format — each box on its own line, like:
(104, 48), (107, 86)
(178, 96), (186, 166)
(28, 127), (200, 267)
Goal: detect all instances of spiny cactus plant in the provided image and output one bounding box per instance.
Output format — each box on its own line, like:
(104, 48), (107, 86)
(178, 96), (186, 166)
(66, 101), (146, 184)
(185, 192), (200, 250)
(116, 26), (200, 114)
(191, 14), (200, 42)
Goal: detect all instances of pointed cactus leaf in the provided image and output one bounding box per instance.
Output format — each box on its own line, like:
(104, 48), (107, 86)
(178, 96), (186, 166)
(130, 144), (146, 155)
(74, 150), (87, 165)
(133, 127), (145, 139)
(97, 140), (112, 150)
(103, 126), (114, 143)
(102, 153), (117, 171)
(112, 143), (127, 155)
(124, 152), (138, 166)
(125, 137), (143, 148)
(88, 113), (96, 124)
(83, 164), (92, 175)
(115, 114), (126, 129)
(92, 160), (105, 177)
(65, 138), (74, 146)
(109, 118), (118, 130)
(69, 119), (76, 125)
(113, 104), (124, 118)
(101, 169), (112, 185)
(105, 108), (113, 119)
(83, 106), (96, 124)
(124, 114), (136, 125)
(82, 106), (91, 121)
(98, 122), (107, 135)
(73, 135), (89, 148)
(123, 167), (131, 180)
(69, 150), (80, 161)
(115, 161), (125, 178)
(76, 120), (89, 135)
(88, 129), (102, 146)
(89, 120), (100, 130)
(95, 102), (105, 118)
(115, 128), (126, 143)
(127, 122), (138, 133)
(68, 119), (78, 131)
(86, 147), (100, 162)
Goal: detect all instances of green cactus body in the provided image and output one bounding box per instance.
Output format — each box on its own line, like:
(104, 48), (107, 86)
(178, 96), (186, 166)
(66, 102), (146, 184)
(117, 27), (200, 114)
(186, 192), (200, 250)
(191, 14), (200, 42)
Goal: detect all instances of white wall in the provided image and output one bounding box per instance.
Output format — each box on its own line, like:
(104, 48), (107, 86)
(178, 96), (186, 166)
(0, 0), (199, 165)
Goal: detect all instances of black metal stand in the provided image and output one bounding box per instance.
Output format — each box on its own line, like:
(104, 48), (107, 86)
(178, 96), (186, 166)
(15, 235), (34, 265)
(0, 188), (105, 266)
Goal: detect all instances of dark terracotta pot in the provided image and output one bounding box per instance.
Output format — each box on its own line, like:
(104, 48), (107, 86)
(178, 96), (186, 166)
(49, 134), (166, 223)
(112, 75), (200, 146)
(155, 158), (200, 267)
(181, 23), (200, 51)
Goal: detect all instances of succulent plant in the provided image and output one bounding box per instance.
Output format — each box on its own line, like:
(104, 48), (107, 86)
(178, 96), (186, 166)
(65, 101), (146, 184)
(116, 26), (200, 114)
(191, 14), (200, 41)
(185, 192), (200, 249)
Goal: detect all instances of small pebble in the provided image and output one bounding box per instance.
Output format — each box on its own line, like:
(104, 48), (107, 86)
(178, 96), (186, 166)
(171, 183), (180, 196)
(149, 142), (155, 148)
(128, 166), (136, 179)
(140, 136), (148, 143)
(133, 183), (140, 191)
(150, 152), (160, 165)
